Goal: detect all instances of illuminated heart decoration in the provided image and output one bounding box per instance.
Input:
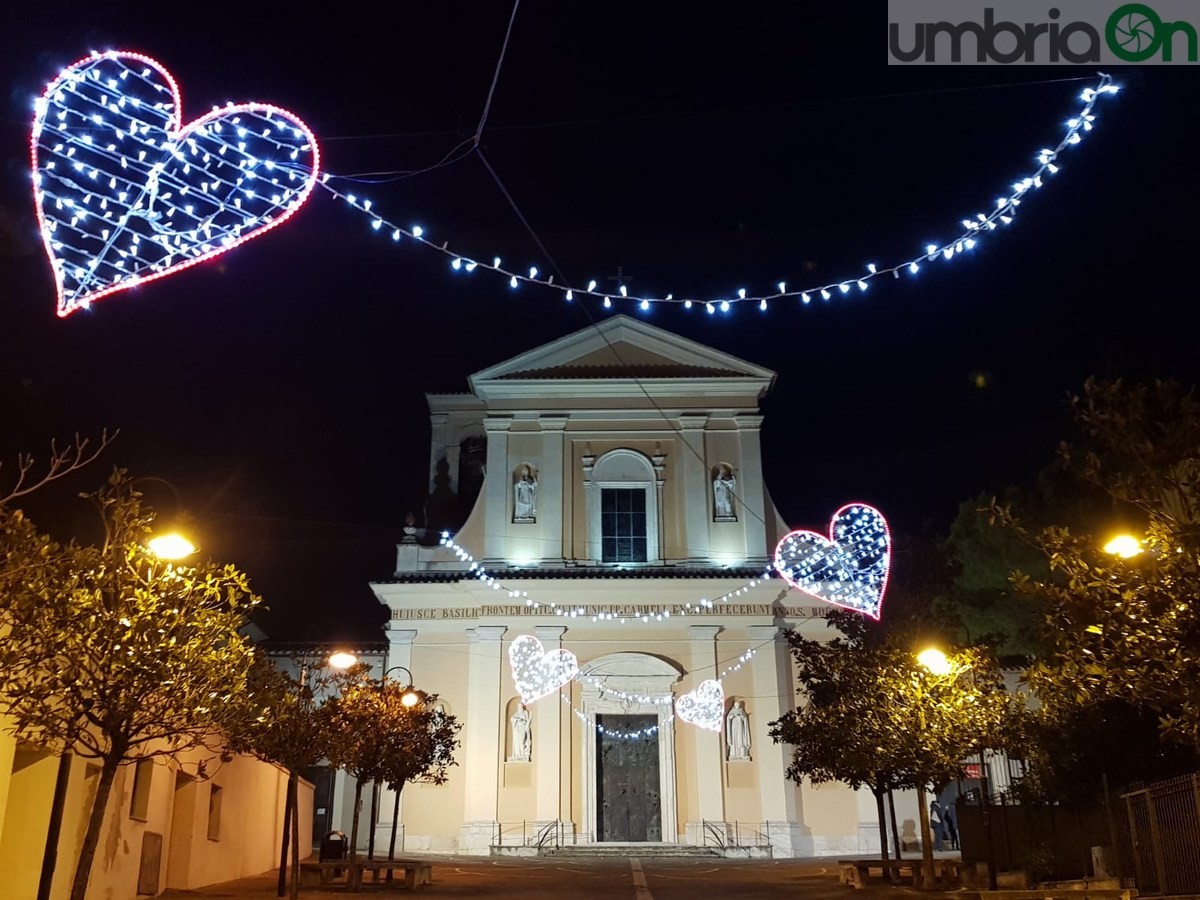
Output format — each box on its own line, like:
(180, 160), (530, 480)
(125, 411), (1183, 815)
(675, 679), (724, 732)
(508, 635), (579, 705)
(773, 502), (891, 620)
(31, 51), (320, 317)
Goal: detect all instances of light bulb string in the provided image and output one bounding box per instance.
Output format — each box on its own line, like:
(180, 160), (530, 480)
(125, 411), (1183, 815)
(441, 533), (777, 622)
(314, 74), (1118, 313)
(559, 642), (764, 739)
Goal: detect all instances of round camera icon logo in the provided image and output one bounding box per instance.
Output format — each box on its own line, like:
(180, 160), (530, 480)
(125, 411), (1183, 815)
(1107, 3), (1165, 60)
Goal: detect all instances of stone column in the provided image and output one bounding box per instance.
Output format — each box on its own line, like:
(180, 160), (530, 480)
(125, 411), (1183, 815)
(687, 624), (726, 844)
(747, 624), (809, 856)
(482, 417), (513, 563)
(459, 625), (508, 852)
(677, 415), (710, 563)
(533, 626), (567, 827)
(538, 417), (568, 565)
(735, 415), (769, 564)
(376, 628), (418, 852)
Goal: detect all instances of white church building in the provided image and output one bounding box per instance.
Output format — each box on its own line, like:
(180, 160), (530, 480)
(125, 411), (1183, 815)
(367, 315), (912, 856)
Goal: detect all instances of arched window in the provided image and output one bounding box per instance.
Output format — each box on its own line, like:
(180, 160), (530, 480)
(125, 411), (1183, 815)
(586, 449), (660, 564)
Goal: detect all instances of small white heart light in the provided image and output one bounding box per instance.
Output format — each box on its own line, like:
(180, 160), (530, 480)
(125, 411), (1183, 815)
(508, 634), (579, 705)
(674, 679), (725, 732)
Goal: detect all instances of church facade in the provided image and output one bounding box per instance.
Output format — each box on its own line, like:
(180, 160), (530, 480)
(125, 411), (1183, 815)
(369, 316), (910, 856)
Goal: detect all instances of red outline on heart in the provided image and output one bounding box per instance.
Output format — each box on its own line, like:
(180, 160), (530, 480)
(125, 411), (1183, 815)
(773, 501), (891, 621)
(31, 50), (321, 317)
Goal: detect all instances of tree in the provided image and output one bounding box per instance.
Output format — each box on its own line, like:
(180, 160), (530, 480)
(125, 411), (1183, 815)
(771, 619), (1019, 884)
(0, 470), (262, 900)
(769, 632), (916, 866)
(995, 379), (1200, 751)
(227, 656), (338, 899)
(323, 675), (461, 861)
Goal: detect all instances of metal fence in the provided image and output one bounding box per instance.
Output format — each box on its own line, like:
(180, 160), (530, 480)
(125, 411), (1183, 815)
(957, 791), (1110, 881)
(1118, 774), (1200, 895)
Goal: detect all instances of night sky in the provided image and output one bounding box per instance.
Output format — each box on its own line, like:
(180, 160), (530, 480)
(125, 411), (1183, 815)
(2, 4), (1197, 640)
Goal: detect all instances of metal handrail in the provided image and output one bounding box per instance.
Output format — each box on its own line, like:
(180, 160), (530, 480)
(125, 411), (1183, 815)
(701, 820), (727, 848)
(535, 820), (562, 850)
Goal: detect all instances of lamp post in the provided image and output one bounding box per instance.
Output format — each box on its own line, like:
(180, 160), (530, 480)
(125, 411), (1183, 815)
(912, 651), (941, 889)
(916, 647), (997, 890)
(380, 665), (424, 869)
(277, 646), (356, 898)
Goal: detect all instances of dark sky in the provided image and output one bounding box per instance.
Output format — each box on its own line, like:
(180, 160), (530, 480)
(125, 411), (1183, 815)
(2, 4), (1197, 639)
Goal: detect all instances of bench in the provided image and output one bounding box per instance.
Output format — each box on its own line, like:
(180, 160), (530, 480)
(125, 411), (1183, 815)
(838, 858), (968, 889)
(299, 858), (433, 891)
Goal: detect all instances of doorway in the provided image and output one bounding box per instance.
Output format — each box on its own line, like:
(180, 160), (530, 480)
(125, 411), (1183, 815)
(596, 715), (661, 841)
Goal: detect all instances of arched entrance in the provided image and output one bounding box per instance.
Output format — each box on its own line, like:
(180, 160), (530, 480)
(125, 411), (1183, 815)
(579, 652), (681, 843)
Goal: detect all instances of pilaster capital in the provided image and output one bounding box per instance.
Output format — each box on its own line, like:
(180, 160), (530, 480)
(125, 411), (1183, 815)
(386, 627), (418, 644)
(689, 625), (722, 641)
(676, 414), (709, 431)
(734, 414), (765, 430)
(747, 624), (784, 642)
(483, 416), (514, 434)
(534, 625), (568, 644)
(539, 416), (569, 432)
(473, 625), (508, 642)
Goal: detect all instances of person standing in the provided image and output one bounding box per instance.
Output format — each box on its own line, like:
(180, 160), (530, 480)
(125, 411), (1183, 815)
(943, 801), (959, 851)
(929, 799), (945, 851)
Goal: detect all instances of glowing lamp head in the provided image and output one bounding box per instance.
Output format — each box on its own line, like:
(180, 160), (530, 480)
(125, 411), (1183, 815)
(1104, 535), (1143, 559)
(401, 689), (422, 708)
(327, 651), (358, 670)
(917, 648), (952, 676)
(147, 532), (196, 560)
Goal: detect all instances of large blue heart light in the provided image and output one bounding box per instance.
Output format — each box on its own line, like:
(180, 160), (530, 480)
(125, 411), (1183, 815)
(31, 51), (319, 316)
(773, 503), (891, 619)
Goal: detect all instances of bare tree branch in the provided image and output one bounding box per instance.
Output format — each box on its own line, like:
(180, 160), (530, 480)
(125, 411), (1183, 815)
(0, 430), (117, 505)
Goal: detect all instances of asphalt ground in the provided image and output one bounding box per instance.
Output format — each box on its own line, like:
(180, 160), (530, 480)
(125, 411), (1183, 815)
(162, 855), (935, 900)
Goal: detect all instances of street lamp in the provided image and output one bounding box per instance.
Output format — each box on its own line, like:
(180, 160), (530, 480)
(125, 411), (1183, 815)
(147, 532), (197, 560)
(382, 666), (423, 708)
(917, 648), (953, 676)
(1103, 534), (1143, 558)
(131, 476), (198, 559)
(328, 651), (359, 670)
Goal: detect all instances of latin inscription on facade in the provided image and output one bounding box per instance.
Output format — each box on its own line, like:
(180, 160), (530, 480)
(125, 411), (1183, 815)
(390, 604), (829, 620)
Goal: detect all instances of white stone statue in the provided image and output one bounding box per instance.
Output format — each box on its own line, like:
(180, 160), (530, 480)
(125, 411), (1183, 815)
(514, 467), (538, 521)
(510, 705), (532, 761)
(726, 699), (751, 761)
(713, 467), (737, 520)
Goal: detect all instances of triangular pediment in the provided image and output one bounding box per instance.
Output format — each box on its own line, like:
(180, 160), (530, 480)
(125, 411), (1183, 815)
(470, 316), (775, 390)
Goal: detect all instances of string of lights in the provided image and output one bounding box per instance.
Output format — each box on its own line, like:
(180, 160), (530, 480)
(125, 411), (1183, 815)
(319, 74), (1119, 316)
(564, 644), (759, 740)
(440, 532), (776, 623)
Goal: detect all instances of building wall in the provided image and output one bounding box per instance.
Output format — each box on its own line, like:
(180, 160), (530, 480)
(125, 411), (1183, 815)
(0, 722), (311, 898)
(367, 584), (926, 856)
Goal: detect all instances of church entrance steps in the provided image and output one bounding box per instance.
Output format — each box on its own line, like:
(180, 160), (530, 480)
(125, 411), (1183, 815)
(530, 843), (733, 859)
